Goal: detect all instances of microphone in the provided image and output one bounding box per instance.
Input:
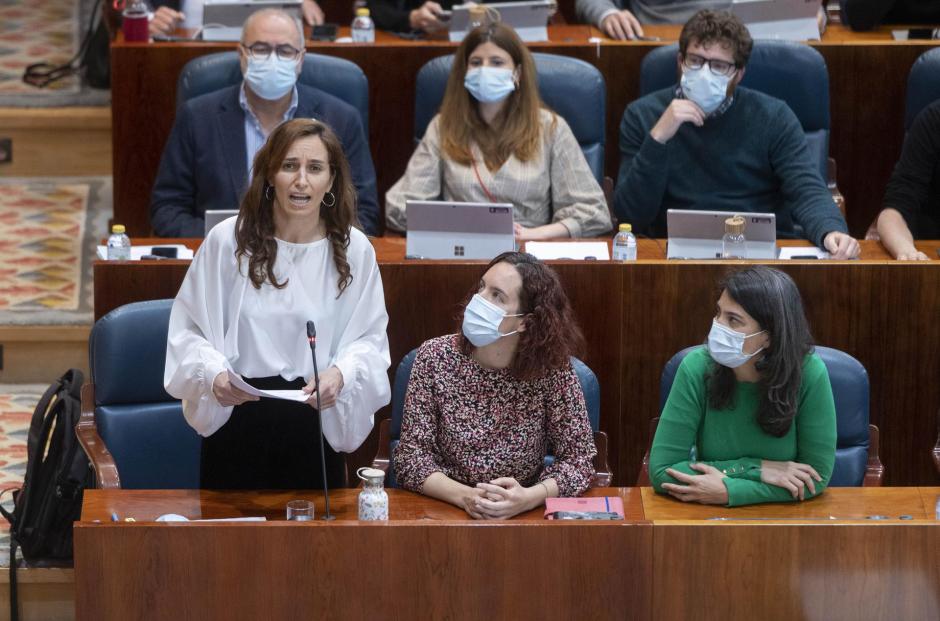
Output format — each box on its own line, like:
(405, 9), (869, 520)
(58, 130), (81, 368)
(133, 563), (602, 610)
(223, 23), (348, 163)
(306, 320), (334, 520)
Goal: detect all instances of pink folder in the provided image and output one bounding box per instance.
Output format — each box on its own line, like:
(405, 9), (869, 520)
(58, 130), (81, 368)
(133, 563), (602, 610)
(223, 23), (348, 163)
(543, 496), (625, 519)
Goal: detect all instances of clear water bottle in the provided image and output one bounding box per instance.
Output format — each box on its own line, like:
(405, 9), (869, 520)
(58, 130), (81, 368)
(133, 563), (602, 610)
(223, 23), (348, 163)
(107, 224), (131, 261)
(721, 215), (747, 259)
(357, 467), (388, 521)
(351, 8), (375, 43)
(612, 223), (637, 261)
(469, 5), (488, 29)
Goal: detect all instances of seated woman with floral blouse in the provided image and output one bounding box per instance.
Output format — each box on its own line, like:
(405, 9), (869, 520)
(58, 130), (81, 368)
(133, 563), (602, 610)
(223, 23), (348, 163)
(394, 251), (596, 519)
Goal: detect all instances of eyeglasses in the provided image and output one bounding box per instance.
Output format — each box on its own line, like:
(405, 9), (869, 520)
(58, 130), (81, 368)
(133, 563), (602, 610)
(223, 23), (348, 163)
(682, 53), (737, 77)
(241, 42), (302, 62)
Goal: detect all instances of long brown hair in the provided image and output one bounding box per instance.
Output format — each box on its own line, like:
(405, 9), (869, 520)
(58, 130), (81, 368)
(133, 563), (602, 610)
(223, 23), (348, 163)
(235, 119), (358, 295)
(458, 252), (585, 380)
(438, 23), (548, 172)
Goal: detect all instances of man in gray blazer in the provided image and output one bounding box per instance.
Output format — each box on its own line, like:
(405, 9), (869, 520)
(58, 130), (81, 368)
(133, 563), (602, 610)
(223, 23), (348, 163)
(576, 0), (720, 40)
(577, 0), (827, 40)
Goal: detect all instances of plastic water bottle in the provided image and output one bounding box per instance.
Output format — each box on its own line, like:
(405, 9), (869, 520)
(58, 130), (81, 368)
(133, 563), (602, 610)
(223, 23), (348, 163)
(721, 215), (747, 259)
(612, 223), (637, 261)
(107, 224), (131, 261)
(351, 8), (375, 43)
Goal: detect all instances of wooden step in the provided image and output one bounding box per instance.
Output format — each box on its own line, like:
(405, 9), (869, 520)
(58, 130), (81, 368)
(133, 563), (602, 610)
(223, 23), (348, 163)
(0, 567), (74, 621)
(0, 107), (111, 177)
(0, 326), (89, 384)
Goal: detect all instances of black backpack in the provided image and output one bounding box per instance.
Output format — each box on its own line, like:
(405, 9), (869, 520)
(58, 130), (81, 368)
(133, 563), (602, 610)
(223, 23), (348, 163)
(0, 369), (93, 620)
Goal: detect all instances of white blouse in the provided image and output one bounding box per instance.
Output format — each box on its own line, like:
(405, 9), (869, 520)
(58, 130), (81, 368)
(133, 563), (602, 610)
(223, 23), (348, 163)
(164, 217), (391, 453)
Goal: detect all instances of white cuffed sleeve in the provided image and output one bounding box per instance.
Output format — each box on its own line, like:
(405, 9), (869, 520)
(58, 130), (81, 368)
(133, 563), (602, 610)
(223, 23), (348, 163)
(324, 240), (391, 453)
(164, 219), (242, 437)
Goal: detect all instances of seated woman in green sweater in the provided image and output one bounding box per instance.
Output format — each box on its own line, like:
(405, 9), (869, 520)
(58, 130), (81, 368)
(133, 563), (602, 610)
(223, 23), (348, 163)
(649, 266), (837, 507)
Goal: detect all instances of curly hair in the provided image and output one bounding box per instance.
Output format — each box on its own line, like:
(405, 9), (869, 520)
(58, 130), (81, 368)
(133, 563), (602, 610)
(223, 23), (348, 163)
(235, 118), (359, 295)
(705, 266), (815, 437)
(679, 9), (754, 68)
(458, 252), (584, 380)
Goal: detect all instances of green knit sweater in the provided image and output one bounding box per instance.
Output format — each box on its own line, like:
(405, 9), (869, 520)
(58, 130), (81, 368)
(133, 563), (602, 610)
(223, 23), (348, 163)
(649, 347), (837, 507)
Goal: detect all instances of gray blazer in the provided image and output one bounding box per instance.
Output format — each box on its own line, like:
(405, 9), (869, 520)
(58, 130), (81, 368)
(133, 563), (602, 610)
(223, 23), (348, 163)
(576, 0), (731, 28)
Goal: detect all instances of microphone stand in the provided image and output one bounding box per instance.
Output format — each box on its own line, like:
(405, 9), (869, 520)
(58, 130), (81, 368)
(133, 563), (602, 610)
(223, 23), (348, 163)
(307, 321), (334, 520)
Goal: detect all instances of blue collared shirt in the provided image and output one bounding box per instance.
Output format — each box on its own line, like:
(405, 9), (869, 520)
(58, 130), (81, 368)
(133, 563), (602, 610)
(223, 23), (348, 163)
(238, 83), (300, 176)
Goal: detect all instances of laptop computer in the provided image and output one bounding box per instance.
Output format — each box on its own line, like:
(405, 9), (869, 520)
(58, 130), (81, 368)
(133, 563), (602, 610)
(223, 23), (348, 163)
(449, 1), (554, 43)
(201, 0), (302, 42)
(731, 0), (820, 41)
(666, 209), (778, 260)
(204, 209), (240, 237)
(405, 200), (515, 260)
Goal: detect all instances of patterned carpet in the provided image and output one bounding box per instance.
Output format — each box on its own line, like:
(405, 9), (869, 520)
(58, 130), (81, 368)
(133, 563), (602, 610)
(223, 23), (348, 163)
(0, 0), (109, 106)
(0, 176), (110, 325)
(0, 385), (46, 568)
(0, 0), (80, 94)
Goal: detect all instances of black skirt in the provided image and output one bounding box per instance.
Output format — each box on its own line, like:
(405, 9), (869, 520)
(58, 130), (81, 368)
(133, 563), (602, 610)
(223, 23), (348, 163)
(200, 376), (346, 490)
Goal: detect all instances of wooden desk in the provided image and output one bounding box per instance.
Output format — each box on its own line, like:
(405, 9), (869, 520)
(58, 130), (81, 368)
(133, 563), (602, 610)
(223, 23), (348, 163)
(74, 487), (940, 621)
(645, 487), (940, 620)
(74, 488), (653, 621)
(91, 239), (940, 486)
(111, 25), (940, 238)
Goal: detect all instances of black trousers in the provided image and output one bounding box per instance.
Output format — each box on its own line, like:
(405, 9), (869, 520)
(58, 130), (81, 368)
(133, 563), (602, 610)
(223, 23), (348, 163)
(200, 376), (346, 490)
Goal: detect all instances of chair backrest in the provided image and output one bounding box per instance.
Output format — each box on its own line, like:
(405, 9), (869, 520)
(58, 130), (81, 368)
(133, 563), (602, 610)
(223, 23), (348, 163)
(175, 52), (370, 134)
(658, 345), (870, 486)
(89, 300), (201, 489)
(413, 53), (606, 183)
(386, 348), (602, 488)
(639, 41), (830, 182)
(905, 47), (940, 131)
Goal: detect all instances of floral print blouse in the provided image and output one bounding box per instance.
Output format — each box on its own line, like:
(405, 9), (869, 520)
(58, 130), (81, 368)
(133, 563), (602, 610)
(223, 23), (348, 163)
(394, 335), (597, 497)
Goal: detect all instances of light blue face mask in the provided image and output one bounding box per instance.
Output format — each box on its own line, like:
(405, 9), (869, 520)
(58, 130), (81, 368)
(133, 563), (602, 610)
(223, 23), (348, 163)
(680, 65), (731, 115)
(462, 294), (524, 347)
(464, 67), (516, 104)
(243, 55), (299, 101)
(707, 320), (766, 369)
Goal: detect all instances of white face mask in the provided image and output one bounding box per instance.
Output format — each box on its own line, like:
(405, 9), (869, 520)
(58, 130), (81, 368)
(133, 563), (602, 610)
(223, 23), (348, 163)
(243, 55), (299, 101)
(707, 319), (766, 368)
(464, 67), (516, 104)
(680, 65), (732, 115)
(462, 294), (523, 347)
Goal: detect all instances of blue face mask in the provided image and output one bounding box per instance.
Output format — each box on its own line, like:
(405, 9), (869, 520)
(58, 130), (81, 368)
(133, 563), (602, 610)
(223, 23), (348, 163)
(707, 320), (766, 368)
(243, 55), (299, 101)
(462, 294), (524, 347)
(464, 67), (516, 104)
(680, 65), (731, 115)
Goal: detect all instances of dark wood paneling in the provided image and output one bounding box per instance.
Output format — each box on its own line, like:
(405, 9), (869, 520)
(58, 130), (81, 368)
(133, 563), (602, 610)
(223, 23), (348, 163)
(110, 27), (940, 239)
(75, 489), (653, 621)
(653, 523), (940, 620)
(74, 488), (939, 621)
(93, 240), (940, 486)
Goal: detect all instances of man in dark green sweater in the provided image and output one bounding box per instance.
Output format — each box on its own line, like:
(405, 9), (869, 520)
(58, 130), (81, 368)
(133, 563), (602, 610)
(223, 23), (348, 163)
(614, 9), (860, 259)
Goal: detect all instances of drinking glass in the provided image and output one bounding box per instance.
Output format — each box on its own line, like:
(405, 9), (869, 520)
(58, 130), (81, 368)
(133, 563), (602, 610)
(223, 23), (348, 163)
(286, 500), (315, 521)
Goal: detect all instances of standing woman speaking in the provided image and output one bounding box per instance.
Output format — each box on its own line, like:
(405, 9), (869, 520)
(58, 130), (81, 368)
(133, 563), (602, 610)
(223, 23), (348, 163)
(165, 119), (391, 489)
